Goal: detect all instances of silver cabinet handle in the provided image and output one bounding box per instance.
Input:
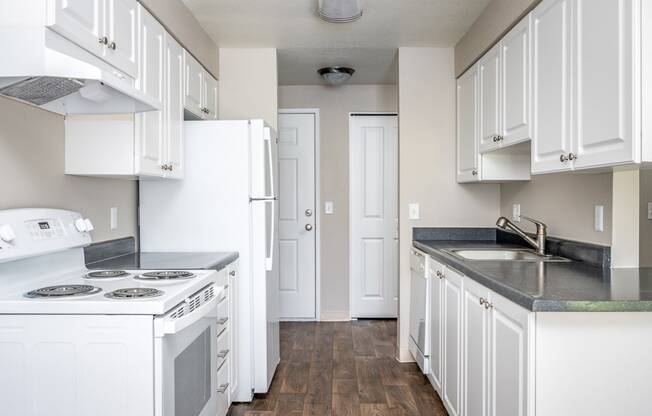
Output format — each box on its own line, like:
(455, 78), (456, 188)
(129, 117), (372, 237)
(217, 349), (230, 359)
(216, 383), (230, 393)
(480, 297), (485, 305)
(229, 270), (236, 277)
(412, 250), (423, 257)
(560, 154), (569, 162)
(568, 152), (578, 161)
(217, 317), (228, 325)
(305, 224), (313, 231)
(472, 169), (478, 176)
(108, 41), (116, 50)
(99, 36), (108, 45)
(484, 301), (493, 310)
(305, 209), (313, 217)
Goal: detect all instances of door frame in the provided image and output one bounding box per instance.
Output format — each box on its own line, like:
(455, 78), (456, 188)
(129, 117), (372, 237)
(277, 108), (321, 321)
(348, 112), (399, 319)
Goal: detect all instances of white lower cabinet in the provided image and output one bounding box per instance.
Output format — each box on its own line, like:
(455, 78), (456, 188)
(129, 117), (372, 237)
(427, 254), (531, 416)
(216, 259), (239, 416)
(443, 267), (463, 416)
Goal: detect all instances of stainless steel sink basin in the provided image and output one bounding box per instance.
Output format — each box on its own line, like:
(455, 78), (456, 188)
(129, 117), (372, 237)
(444, 248), (570, 262)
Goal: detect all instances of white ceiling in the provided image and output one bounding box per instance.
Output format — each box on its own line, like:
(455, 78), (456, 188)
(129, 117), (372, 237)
(182, 0), (491, 85)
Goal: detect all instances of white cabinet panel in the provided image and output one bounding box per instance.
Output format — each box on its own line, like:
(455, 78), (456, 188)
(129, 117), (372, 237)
(428, 257), (444, 393)
(531, 0), (573, 173)
(479, 45), (502, 153)
(204, 74), (219, 120)
(501, 17), (531, 146)
(571, 0), (636, 168)
(443, 267), (463, 416)
(103, 0), (138, 77)
(48, 0), (104, 58)
(457, 65), (480, 183)
(489, 293), (529, 416)
(184, 50), (204, 118)
(463, 278), (489, 416)
(165, 34), (185, 179)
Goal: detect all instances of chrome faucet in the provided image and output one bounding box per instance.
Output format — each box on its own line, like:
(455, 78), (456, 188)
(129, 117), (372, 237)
(496, 216), (548, 256)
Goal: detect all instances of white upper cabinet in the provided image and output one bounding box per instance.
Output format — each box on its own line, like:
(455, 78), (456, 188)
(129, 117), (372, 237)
(501, 17), (531, 147)
(47, 0), (138, 78)
(530, 0), (573, 174)
(457, 65), (480, 183)
(204, 74), (219, 120)
(571, 0), (637, 169)
(479, 44), (502, 153)
(103, 0), (138, 78)
(183, 51), (218, 120)
(165, 34), (185, 179)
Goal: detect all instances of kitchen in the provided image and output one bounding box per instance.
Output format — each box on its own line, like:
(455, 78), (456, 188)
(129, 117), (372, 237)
(0, 0), (651, 416)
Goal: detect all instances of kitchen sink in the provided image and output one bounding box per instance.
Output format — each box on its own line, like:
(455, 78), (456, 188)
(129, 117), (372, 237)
(444, 248), (570, 262)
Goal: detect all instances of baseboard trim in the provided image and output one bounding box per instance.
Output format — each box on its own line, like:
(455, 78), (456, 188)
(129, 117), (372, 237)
(320, 311), (351, 321)
(398, 347), (415, 363)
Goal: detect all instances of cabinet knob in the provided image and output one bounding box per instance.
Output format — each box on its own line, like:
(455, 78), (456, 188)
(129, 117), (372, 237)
(108, 41), (116, 50)
(99, 36), (108, 45)
(216, 383), (230, 394)
(498, 135), (503, 141)
(492, 136), (498, 142)
(305, 224), (313, 231)
(559, 154), (569, 162)
(484, 301), (493, 310)
(568, 152), (578, 161)
(472, 169), (478, 176)
(479, 297), (485, 305)
(229, 270), (236, 277)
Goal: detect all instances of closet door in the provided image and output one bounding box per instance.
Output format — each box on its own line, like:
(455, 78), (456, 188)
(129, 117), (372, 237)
(530, 0), (573, 174)
(571, 0), (637, 169)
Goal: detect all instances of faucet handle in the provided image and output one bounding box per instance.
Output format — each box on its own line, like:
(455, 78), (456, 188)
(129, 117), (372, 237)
(521, 216), (547, 233)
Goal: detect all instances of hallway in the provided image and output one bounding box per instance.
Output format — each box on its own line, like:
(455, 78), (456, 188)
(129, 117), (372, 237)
(229, 320), (447, 416)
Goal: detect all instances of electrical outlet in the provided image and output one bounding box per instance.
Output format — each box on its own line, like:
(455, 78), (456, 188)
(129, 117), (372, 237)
(325, 201), (334, 215)
(512, 204), (521, 222)
(409, 203), (420, 220)
(594, 205), (604, 232)
(648, 202), (652, 220)
(110, 207), (118, 230)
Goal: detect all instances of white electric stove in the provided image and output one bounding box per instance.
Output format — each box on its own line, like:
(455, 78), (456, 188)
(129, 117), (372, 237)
(0, 208), (223, 416)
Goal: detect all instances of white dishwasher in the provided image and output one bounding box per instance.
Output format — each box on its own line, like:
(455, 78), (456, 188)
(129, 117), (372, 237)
(409, 248), (430, 373)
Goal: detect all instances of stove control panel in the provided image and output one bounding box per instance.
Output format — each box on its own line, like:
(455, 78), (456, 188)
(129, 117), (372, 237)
(0, 209), (92, 263)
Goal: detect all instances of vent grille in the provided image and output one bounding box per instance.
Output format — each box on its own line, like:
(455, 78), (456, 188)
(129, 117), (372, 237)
(168, 284), (216, 321)
(0, 77), (85, 105)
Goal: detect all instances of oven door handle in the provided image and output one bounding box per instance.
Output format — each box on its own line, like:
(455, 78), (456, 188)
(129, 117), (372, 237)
(154, 288), (221, 337)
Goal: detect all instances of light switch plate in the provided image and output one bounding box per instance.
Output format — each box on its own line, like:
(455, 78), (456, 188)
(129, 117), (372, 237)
(325, 201), (334, 215)
(110, 207), (118, 230)
(512, 204), (521, 222)
(594, 205), (604, 232)
(409, 203), (420, 220)
(648, 202), (652, 220)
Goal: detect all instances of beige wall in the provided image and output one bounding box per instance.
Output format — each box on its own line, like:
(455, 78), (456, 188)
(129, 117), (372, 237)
(278, 84), (398, 320)
(500, 173), (613, 246)
(454, 0), (541, 77)
(218, 48), (278, 130)
(398, 47), (501, 361)
(140, 0), (219, 78)
(0, 97), (137, 242)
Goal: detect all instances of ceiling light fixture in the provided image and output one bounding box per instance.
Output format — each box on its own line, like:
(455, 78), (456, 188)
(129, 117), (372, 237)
(318, 0), (363, 23)
(318, 67), (355, 86)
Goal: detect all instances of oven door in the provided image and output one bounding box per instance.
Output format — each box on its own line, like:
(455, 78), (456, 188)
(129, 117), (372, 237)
(154, 285), (220, 416)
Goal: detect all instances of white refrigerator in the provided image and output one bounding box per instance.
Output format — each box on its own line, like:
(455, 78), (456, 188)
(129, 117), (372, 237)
(139, 119), (280, 403)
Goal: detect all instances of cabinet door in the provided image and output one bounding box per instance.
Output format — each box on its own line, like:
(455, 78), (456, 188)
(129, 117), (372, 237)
(463, 278), (489, 416)
(443, 267), (463, 416)
(501, 17), (531, 146)
(489, 293), (530, 416)
(203, 73), (219, 120)
(478, 44), (502, 153)
(47, 0), (104, 58)
(428, 257), (445, 393)
(531, 0), (573, 173)
(165, 34), (185, 179)
(228, 261), (239, 399)
(134, 5), (165, 177)
(184, 51), (204, 118)
(571, 0), (637, 169)
(457, 65), (480, 183)
(103, 0), (138, 77)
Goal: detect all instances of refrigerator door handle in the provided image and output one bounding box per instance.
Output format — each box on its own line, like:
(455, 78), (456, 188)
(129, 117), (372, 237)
(264, 128), (275, 198)
(265, 199), (275, 271)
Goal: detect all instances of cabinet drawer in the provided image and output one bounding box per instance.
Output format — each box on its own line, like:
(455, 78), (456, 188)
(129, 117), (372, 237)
(410, 249), (426, 273)
(217, 295), (229, 332)
(216, 358), (230, 415)
(216, 326), (230, 369)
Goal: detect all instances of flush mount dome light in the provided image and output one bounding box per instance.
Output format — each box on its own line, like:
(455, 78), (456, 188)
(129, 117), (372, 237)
(318, 0), (363, 23)
(318, 67), (355, 86)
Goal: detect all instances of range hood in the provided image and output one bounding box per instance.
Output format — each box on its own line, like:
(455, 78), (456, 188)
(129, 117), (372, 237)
(0, 26), (161, 115)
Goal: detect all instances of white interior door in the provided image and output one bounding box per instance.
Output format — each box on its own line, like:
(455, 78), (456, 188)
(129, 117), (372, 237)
(350, 114), (398, 318)
(277, 112), (316, 320)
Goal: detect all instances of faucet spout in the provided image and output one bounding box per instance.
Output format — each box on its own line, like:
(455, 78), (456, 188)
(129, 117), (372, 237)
(495, 216), (548, 256)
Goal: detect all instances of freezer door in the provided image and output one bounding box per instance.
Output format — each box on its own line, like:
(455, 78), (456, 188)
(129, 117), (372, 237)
(250, 122), (277, 199)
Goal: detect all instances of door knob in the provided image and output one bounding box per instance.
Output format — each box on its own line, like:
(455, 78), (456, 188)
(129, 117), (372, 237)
(305, 209), (313, 217)
(305, 224), (313, 231)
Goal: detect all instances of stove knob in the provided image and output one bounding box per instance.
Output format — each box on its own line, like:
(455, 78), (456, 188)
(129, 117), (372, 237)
(84, 219), (95, 232)
(74, 218), (87, 232)
(0, 224), (16, 242)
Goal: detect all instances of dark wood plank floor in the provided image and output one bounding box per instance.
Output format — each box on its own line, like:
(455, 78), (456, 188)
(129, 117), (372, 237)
(228, 319), (448, 416)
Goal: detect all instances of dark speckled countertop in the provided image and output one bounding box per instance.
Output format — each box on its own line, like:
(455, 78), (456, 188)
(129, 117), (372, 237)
(87, 251), (239, 271)
(414, 231), (652, 312)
